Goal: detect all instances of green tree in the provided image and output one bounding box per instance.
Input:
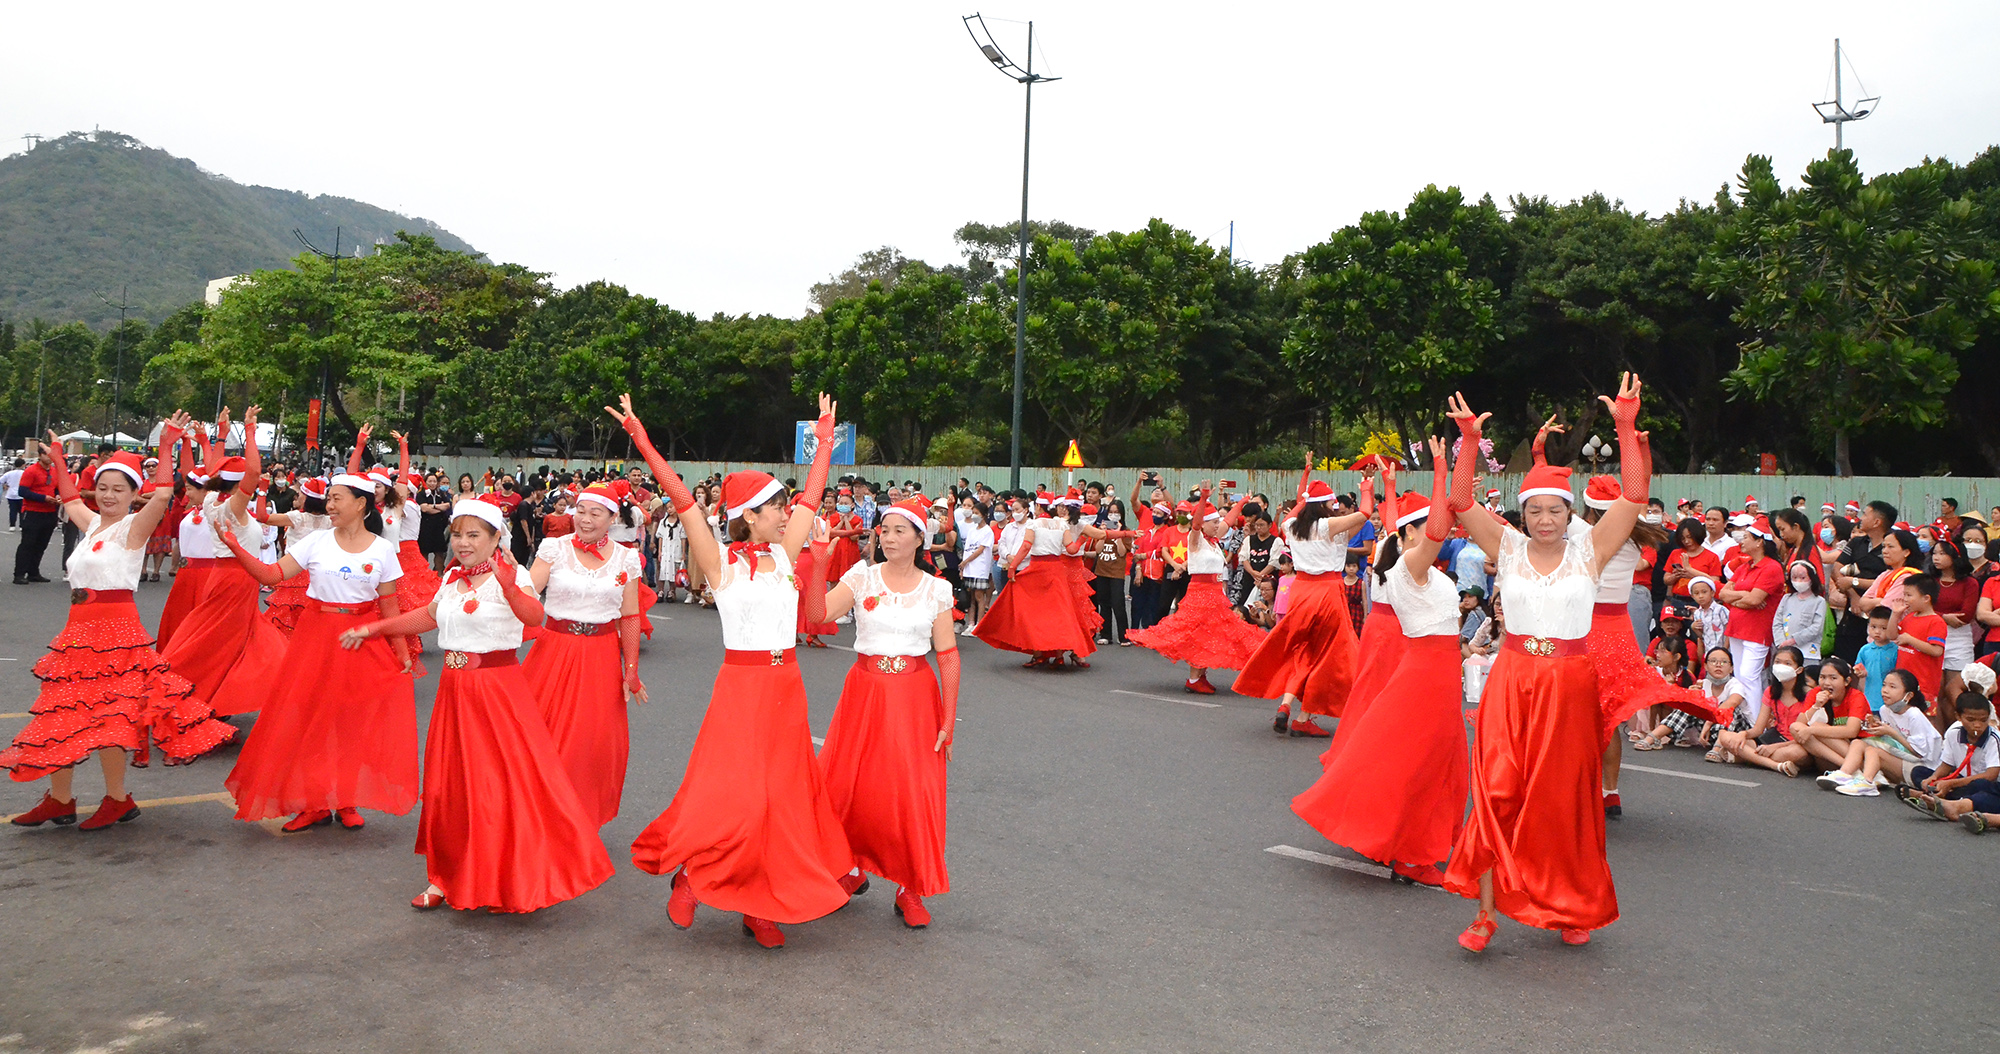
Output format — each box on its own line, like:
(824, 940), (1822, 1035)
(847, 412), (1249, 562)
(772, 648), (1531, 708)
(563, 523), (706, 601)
(1702, 150), (1998, 476)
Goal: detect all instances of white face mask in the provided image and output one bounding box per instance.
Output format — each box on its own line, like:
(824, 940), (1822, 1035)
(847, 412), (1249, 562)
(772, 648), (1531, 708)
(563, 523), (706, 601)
(1791, 576), (1811, 592)
(1642, 512), (1663, 525)
(1729, 529), (1747, 544)
(1968, 542), (1987, 560)
(1770, 663), (1799, 683)
(1011, 511), (1026, 522)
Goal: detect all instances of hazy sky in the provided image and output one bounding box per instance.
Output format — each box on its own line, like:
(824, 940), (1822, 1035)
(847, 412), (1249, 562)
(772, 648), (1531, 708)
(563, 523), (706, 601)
(6, 2), (1995, 318)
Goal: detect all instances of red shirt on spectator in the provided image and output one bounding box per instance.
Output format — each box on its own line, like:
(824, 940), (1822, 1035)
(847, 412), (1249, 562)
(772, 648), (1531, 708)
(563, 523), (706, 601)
(1816, 685), (1870, 723)
(542, 513), (575, 539)
(19, 462), (56, 514)
(1725, 556), (1784, 645)
(1936, 576), (1979, 633)
(490, 492), (522, 516)
(1768, 690), (1814, 741)
(1983, 576), (2000, 645)
(1898, 611), (1948, 700)
(1664, 547), (1721, 598)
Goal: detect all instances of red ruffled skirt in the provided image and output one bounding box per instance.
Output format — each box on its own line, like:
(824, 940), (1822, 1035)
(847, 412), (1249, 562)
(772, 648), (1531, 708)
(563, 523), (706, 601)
(416, 663), (614, 912)
(1443, 647), (1617, 932)
(1586, 604), (1724, 740)
(827, 536), (861, 586)
(154, 560), (216, 652)
(1320, 603), (1402, 768)
(795, 546), (836, 636)
(158, 563), (288, 716)
(224, 604), (420, 820)
(630, 661), (852, 924)
(1292, 635), (1468, 867)
(264, 575), (309, 637)
(394, 540), (442, 615)
(1126, 574), (1266, 671)
(819, 656), (950, 897)
(521, 630), (628, 825)
(1232, 571), (1358, 716)
(1066, 555), (1104, 642)
(974, 559), (1096, 657)
(2, 601), (236, 780)
(146, 505), (175, 555)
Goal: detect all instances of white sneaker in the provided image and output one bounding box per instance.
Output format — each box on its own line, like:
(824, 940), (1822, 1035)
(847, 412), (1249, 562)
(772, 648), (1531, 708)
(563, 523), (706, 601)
(1815, 772), (1847, 791)
(1874, 772), (1892, 786)
(1836, 780), (1879, 797)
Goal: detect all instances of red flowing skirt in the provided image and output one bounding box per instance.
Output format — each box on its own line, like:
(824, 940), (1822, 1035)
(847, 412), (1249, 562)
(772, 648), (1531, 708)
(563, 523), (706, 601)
(1586, 606), (1725, 741)
(795, 547), (837, 636)
(630, 662), (852, 924)
(416, 664), (614, 912)
(1443, 648), (1618, 931)
(264, 575), (309, 637)
(819, 657), (950, 897)
(1126, 575), (1266, 671)
(154, 562), (214, 652)
(2, 602), (235, 780)
(1292, 635), (1468, 867)
(521, 630), (628, 826)
(1232, 572), (1358, 716)
(637, 581), (657, 640)
(1066, 555), (1104, 643)
(1320, 603), (1401, 769)
(973, 559), (1096, 657)
(394, 540), (442, 615)
(224, 605), (420, 820)
(827, 536), (861, 586)
(146, 503), (176, 555)
(158, 563), (288, 716)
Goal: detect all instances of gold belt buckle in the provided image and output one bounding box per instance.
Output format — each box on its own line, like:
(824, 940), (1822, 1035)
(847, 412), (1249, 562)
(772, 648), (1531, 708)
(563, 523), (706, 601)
(1523, 636), (1556, 658)
(70, 588), (90, 605)
(769, 649), (784, 666)
(567, 620), (599, 636)
(444, 650), (470, 669)
(874, 655), (909, 674)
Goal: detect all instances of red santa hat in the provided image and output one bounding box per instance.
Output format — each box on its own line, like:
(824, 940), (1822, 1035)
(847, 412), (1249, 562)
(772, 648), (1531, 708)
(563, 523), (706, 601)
(366, 469), (394, 490)
(722, 471), (785, 521)
(1484, 488), (1501, 502)
(1821, 502), (1836, 514)
(576, 483), (621, 514)
(879, 497), (930, 532)
(1746, 515), (1775, 541)
(300, 477), (328, 500)
(1033, 490), (1056, 509)
(1394, 492), (1431, 529)
(216, 456), (247, 482)
(1583, 475), (1622, 511)
(1844, 501), (1861, 515)
(1301, 480), (1336, 505)
(95, 452), (146, 489)
(1517, 464), (1574, 504)
(1743, 494), (1761, 507)
(1061, 486), (1084, 508)
(330, 473), (376, 496)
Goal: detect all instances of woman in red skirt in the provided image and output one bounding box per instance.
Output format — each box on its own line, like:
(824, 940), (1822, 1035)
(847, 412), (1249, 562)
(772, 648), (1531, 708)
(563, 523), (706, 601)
(523, 482), (645, 826)
(795, 493), (840, 648)
(802, 497), (960, 927)
(340, 498), (614, 912)
(352, 427), (442, 620)
(160, 406), (287, 718)
(620, 393), (853, 949)
(257, 477), (334, 637)
(6, 416), (237, 830)
(1439, 376), (1649, 952)
(154, 413), (231, 651)
(1233, 453), (1374, 738)
(214, 473), (420, 833)
(976, 490), (1115, 668)
(1293, 445), (1467, 886)
(1127, 495), (1266, 695)
(140, 438), (190, 582)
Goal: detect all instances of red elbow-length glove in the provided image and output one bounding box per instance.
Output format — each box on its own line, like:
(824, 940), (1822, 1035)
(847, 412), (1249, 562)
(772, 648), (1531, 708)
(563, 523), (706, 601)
(217, 528), (289, 587)
(935, 646), (959, 755)
(618, 413), (697, 515)
(619, 614), (644, 697)
(1424, 455), (1457, 543)
(1610, 389), (1648, 505)
(1447, 414), (1483, 514)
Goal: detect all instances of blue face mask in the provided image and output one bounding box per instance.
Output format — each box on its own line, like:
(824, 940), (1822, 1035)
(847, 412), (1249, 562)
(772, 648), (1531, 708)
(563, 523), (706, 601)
(836, 503), (851, 513)
(1917, 537), (1933, 555)
(1819, 526), (1835, 545)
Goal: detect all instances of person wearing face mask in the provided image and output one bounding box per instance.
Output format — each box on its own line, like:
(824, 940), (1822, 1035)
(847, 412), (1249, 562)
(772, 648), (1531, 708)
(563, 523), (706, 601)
(995, 496), (1030, 594)
(823, 489), (865, 593)
(1772, 560), (1826, 663)
(1715, 518), (1784, 716)
(1127, 500), (1172, 631)
(957, 502), (995, 634)
(1714, 646), (1814, 776)
(1822, 669), (1942, 796)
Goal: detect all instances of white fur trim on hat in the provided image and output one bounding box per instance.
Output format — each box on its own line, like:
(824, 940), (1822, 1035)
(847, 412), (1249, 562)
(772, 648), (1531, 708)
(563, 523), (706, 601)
(575, 491), (620, 513)
(450, 499), (507, 533)
(881, 505), (927, 531)
(98, 461), (144, 488)
(330, 473), (376, 495)
(1395, 506), (1430, 529)
(1518, 487), (1574, 503)
(726, 477), (785, 521)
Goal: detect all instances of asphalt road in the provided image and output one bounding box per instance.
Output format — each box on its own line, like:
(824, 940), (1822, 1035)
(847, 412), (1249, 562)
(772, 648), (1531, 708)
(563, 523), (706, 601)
(1, 539), (1995, 1053)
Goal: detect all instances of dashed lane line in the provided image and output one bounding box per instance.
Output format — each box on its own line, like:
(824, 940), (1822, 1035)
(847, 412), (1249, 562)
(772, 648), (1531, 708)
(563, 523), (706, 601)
(1265, 844), (1445, 892)
(1620, 763), (1761, 788)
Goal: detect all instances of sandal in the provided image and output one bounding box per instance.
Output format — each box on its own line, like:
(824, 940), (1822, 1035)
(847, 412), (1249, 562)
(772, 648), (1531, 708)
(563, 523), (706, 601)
(1897, 787), (1951, 821)
(1634, 735), (1666, 751)
(1963, 812), (1990, 835)
(1704, 748), (1725, 763)
(1776, 761), (1800, 778)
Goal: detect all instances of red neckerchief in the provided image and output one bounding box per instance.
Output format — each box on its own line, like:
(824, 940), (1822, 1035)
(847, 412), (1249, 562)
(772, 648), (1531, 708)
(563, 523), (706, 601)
(446, 560), (493, 586)
(572, 535), (607, 560)
(727, 541), (772, 578)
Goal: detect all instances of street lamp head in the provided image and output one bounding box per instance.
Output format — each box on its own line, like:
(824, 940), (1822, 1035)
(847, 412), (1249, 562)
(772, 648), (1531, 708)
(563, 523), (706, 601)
(980, 43), (1004, 65)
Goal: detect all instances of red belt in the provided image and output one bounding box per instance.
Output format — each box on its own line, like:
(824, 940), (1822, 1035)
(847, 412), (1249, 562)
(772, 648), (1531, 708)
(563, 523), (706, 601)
(1187, 572), (1223, 583)
(546, 618), (616, 637)
(316, 602), (375, 615)
(443, 648), (518, 670)
(857, 653), (927, 675)
(181, 557), (223, 568)
(1293, 570), (1342, 581)
(725, 648), (796, 667)
(1502, 634), (1590, 658)
(1593, 602), (1630, 616)
(69, 588), (134, 605)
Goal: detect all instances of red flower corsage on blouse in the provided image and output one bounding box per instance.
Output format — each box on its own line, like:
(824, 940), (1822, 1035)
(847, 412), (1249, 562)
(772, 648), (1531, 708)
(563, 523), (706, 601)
(861, 595), (880, 612)
(615, 571), (629, 586)
(362, 563), (374, 573)
(91, 540), (104, 552)
(463, 598), (480, 614)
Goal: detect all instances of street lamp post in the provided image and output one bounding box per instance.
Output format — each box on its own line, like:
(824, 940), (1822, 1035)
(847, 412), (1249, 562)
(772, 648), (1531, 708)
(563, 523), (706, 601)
(964, 13), (1059, 492)
(94, 286), (129, 447)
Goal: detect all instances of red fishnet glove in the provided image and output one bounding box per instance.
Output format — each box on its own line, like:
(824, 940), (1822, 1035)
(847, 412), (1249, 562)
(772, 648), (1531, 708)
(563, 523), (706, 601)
(1531, 424), (1553, 468)
(194, 422), (215, 474)
(236, 412), (262, 499)
(1424, 456), (1457, 543)
(177, 436), (195, 483)
(798, 412), (834, 514)
(495, 557), (544, 627)
(1610, 392), (1647, 505)
(1296, 460), (1314, 502)
(202, 412), (230, 480)
(395, 432), (410, 483)
(619, 415), (697, 514)
(1378, 468), (1399, 538)
(346, 425), (369, 475)
(1356, 475), (1374, 519)
(46, 444), (80, 504)
(620, 614), (643, 696)
(802, 540), (834, 625)
(1447, 417), (1482, 513)
(1220, 496), (1250, 530)
(354, 605), (439, 640)
(936, 647), (959, 752)
(217, 526), (287, 586)
(152, 425), (184, 491)
(1008, 538), (1031, 573)
(1064, 532), (1089, 555)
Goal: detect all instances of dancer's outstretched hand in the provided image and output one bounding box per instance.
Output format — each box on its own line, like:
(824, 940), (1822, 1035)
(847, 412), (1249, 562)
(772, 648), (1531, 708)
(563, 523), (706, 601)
(1428, 436), (1449, 463)
(1446, 392), (1491, 435)
(1599, 372), (1642, 423)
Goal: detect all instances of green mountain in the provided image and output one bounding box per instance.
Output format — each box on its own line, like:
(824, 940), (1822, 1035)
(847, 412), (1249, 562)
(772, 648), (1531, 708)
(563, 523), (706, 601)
(0, 130), (476, 329)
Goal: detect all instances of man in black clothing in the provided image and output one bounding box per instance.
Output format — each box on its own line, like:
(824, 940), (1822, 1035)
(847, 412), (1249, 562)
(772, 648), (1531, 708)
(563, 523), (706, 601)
(1831, 499), (1896, 660)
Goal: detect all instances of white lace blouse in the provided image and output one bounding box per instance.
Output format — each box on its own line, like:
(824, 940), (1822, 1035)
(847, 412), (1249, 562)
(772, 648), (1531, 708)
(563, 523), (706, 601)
(1379, 561), (1459, 637)
(536, 536), (642, 624)
(66, 513), (145, 590)
(1283, 517), (1349, 574)
(435, 563), (527, 653)
(1569, 515), (1640, 604)
(1493, 530), (1599, 640)
(178, 504), (217, 560)
(1028, 517), (1070, 556)
(842, 562), (952, 657)
(1186, 535), (1226, 574)
(714, 545), (799, 652)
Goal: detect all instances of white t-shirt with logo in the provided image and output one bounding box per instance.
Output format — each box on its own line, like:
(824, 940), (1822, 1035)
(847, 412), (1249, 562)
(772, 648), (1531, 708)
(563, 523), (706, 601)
(289, 530), (403, 604)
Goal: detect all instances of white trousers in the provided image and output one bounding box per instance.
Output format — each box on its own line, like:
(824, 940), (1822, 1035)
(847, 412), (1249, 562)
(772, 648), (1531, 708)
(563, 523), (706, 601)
(1728, 637), (1770, 724)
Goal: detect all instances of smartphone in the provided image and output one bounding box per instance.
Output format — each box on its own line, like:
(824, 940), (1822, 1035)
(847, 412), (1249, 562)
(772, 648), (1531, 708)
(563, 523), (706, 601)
(1221, 479), (1238, 489)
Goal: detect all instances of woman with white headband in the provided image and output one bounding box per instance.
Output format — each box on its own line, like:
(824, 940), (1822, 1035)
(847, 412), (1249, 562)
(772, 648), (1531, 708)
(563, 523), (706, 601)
(1439, 374), (1649, 953)
(5, 414), (236, 832)
(212, 469), (420, 834)
(1233, 452), (1375, 738)
(339, 496), (612, 912)
(256, 475), (335, 636)
(1126, 490), (1265, 696)
(521, 481), (646, 826)
(802, 495), (960, 928)
(1293, 442), (1465, 887)
(163, 406), (288, 718)
(619, 393), (854, 951)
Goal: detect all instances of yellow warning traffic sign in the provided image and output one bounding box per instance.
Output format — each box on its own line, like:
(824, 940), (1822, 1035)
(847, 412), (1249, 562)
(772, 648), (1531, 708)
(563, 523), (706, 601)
(1062, 440), (1084, 469)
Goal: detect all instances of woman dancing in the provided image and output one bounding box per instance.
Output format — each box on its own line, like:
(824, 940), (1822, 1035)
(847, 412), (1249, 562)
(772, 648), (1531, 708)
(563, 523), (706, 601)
(622, 393), (854, 950)
(975, 491), (1101, 669)
(1126, 491), (1267, 695)
(804, 496), (961, 927)
(5, 416), (236, 830)
(340, 497), (613, 912)
(1442, 374), (1648, 952)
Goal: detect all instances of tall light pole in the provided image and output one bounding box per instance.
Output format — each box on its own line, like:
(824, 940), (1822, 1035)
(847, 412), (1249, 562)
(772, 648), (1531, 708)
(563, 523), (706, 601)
(1813, 38), (1879, 150)
(964, 13), (1059, 491)
(94, 285), (128, 446)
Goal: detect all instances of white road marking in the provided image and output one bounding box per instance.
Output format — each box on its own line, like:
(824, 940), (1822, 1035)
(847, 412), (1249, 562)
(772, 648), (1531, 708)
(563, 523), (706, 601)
(1110, 689), (1222, 709)
(811, 737), (825, 747)
(827, 643), (854, 651)
(1265, 845), (1445, 892)
(1621, 763), (1761, 788)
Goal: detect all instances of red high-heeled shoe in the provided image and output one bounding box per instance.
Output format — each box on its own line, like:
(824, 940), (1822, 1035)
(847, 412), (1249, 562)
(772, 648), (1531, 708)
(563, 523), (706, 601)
(10, 792), (77, 827)
(742, 916), (785, 948)
(667, 868), (697, 929)
(1560, 928), (1592, 946)
(1458, 911), (1498, 953)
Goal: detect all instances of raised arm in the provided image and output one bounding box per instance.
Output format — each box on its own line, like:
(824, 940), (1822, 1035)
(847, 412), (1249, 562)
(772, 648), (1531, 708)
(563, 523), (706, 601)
(606, 394), (713, 584)
(1296, 450), (1315, 503)
(1531, 414), (1563, 468)
(391, 431), (414, 502)
(1324, 475), (1375, 537)
(346, 423), (370, 475)
(1401, 438), (1455, 583)
(1586, 373), (1647, 576)
(1445, 393), (1506, 556)
(779, 393), (837, 566)
(124, 413), (192, 546)
(226, 405), (262, 519)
